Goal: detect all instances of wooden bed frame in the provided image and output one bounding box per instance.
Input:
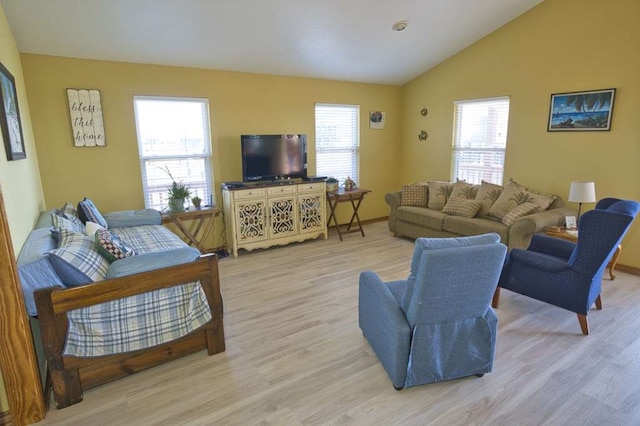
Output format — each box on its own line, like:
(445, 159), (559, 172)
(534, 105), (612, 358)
(34, 253), (225, 409)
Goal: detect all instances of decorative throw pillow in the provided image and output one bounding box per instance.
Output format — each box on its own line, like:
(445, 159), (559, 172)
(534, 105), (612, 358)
(449, 181), (479, 200)
(427, 181), (454, 210)
(488, 179), (554, 219)
(474, 181), (504, 217)
(58, 201), (78, 219)
(95, 228), (137, 262)
(48, 229), (109, 286)
(502, 202), (539, 226)
(400, 184), (428, 207)
(77, 197), (108, 228)
(51, 212), (85, 235)
(442, 197), (482, 218)
(85, 221), (105, 237)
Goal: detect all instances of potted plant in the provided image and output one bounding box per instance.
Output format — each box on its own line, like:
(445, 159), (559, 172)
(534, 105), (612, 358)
(326, 177), (339, 192)
(191, 195), (202, 210)
(168, 180), (191, 212)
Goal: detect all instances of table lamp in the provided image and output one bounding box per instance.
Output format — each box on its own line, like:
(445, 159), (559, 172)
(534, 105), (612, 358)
(568, 181), (596, 223)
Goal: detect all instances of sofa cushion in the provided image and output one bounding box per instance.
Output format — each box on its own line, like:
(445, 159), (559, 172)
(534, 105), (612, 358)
(103, 209), (162, 228)
(107, 247), (200, 279)
(51, 212), (85, 234)
(77, 197), (108, 228)
(449, 181), (479, 200)
(59, 202), (78, 219)
(48, 229), (109, 286)
(397, 206), (447, 231)
(95, 228), (137, 262)
(502, 202), (539, 226)
(442, 215), (509, 242)
(442, 197), (482, 218)
(401, 184), (428, 207)
(488, 179), (554, 219)
(475, 181), (503, 217)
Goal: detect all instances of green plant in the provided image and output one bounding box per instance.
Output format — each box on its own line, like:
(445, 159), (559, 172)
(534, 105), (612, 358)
(191, 195), (202, 208)
(168, 180), (191, 201)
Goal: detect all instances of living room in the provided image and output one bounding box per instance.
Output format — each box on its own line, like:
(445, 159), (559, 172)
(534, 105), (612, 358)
(1, 0), (639, 424)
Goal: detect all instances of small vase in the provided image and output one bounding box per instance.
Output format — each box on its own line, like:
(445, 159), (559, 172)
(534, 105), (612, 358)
(169, 198), (185, 213)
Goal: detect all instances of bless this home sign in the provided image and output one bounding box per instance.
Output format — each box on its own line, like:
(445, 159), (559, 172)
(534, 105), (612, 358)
(67, 88), (106, 147)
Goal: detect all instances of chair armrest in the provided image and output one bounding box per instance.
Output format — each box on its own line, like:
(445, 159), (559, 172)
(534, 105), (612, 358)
(527, 234), (576, 260)
(385, 192), (402, 233)
(103, 209), (162, 228)
(508, 206), (577, 249)
(509, 248), (572, 272)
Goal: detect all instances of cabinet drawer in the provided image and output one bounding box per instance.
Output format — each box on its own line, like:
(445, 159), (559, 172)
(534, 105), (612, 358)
(267, 185), (296, 196)
(298, 182), (325, 193)
(233, 188), (266, 199)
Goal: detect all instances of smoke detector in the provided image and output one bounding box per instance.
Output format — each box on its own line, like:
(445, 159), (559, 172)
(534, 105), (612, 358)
(392, 20), (408, 31)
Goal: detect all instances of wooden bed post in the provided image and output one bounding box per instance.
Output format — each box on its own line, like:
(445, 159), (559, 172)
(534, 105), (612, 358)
(201, 254), (226, 355)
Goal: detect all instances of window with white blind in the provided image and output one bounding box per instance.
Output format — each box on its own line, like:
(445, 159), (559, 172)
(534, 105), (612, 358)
(133, 96), (213, 211)
(451, 97), (510, 185)
(315, 103), (360, 185)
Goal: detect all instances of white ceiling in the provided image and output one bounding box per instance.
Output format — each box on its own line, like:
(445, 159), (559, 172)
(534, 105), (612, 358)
(1, 0), (543, 85)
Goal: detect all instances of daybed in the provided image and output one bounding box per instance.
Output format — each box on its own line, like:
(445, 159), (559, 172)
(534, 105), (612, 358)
(386, 180), (576, 250)
(17, 201), (225, 409)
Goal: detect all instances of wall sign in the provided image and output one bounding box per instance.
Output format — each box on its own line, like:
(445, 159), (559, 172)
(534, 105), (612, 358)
(67, 89), (106, 146)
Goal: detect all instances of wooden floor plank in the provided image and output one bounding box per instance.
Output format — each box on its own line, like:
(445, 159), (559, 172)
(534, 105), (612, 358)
(37, 222), (640, 425)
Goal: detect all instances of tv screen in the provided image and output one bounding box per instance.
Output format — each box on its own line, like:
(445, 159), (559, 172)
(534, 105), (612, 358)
(241, 134), (307, 182)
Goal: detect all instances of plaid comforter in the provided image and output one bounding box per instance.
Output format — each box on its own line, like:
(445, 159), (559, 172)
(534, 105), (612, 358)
(63, 225), (212, 357)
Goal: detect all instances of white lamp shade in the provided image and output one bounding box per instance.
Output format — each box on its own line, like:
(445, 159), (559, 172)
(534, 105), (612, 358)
(568, 181), (596, 203)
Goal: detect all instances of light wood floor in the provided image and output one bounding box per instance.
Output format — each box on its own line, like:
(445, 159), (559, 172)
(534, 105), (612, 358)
(38, 222), (640, 425)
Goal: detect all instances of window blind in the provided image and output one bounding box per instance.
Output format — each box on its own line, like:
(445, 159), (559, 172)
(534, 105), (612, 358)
(315, 103), (360, 185)
(133, 96), (213, 211)
(452, 97), (510, 185)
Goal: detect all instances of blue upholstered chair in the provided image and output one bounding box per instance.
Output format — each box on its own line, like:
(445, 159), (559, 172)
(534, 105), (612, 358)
(493, 198), (640, 335)
(358, 233), (507, 390)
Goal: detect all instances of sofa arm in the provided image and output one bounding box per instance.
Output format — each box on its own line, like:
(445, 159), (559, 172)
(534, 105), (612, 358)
(385, 192), (402, 234)
(103, 209), (162, 228)
(508, 206), (576, 250)
(107, 247), (201, 278)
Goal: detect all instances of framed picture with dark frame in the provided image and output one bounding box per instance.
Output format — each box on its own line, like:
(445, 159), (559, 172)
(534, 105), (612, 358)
(547, 88), (616, 132)
(0, 61), (26, 161)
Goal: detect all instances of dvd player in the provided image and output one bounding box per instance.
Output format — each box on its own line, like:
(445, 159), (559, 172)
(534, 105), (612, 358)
(303, 176), (327, 182)
(222, 181), (245, 189)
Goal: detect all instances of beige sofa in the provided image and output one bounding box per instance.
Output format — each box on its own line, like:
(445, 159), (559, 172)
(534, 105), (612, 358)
(385, 181), (576, 250)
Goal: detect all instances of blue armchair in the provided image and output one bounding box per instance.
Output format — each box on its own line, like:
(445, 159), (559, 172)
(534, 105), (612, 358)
(493, 198), (640, 335)
(358, 234), (507, 389)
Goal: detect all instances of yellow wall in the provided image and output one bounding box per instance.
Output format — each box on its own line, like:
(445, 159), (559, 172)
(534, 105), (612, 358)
(21, 55), (402, 246)
(0, 4), (46, 414)
(401, 0), (640, 268)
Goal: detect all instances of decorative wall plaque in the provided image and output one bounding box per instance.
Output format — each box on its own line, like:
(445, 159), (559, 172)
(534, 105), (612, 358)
(67, 89), (106, 147)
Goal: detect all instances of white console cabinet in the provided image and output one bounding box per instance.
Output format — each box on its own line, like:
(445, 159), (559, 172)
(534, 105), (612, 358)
(222, 182), (327, 257)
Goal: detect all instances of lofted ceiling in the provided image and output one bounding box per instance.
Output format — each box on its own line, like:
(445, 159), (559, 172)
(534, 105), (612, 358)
(1, 0), (543, 85)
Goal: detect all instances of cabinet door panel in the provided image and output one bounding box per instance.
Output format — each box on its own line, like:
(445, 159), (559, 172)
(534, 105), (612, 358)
(235, 199), (267, 243)
(268, 196), (297, 239)
(298, 192), (325, 234)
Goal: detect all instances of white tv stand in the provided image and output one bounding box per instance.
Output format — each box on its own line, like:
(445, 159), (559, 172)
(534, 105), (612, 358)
(222, 181), (327, 257)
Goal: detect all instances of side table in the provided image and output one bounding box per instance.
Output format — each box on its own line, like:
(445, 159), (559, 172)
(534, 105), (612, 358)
(545, 228), (622, 280)
(326, 188), (371, 241)
(162, 207), (219, 254)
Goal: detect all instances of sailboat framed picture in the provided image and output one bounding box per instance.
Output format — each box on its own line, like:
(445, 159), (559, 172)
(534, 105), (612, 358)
(547, 88), (616, 132)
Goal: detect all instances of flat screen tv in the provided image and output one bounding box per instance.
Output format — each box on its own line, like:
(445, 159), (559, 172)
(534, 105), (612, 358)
(241, 134), (307, 182)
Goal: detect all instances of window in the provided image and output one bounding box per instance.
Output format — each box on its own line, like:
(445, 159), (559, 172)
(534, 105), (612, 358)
(451, 97), (510, 185)
(315, 103), (360, 184)
(134, 96), (213, 211)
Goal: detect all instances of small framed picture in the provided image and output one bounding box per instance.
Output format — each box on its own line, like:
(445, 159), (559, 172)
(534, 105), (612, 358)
(565, 215), (577, 229)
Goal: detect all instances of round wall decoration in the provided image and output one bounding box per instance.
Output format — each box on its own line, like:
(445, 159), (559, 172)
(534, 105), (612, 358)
(420, 108), (428, 117)
(419, 130), (429, 141)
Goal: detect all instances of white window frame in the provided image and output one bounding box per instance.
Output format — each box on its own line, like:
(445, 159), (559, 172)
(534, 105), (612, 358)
(314, 103), (360, 185)
(451, 96), (510, 185)
(133, 96), (213, 211)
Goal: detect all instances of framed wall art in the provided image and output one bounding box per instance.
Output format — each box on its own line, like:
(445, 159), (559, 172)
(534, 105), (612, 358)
(369, 110), (385, 129)
(0, 62), (26, 161)
(547, 88), (616, 132)
(67, 88), (106, 147)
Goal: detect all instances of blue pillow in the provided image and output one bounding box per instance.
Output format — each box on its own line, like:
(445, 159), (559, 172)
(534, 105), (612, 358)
(77, 197), (108, 228)
(18, 257), (66, 316)
(48, 230), (109, 286)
